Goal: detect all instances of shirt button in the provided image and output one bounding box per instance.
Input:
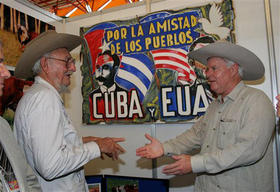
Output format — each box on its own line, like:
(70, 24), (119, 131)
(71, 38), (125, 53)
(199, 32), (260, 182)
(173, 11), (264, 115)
(223, 132), (226, 135)
(206, 145), (209, 148)
(213, 128), (216, 131)
(217, 185), (221, 188)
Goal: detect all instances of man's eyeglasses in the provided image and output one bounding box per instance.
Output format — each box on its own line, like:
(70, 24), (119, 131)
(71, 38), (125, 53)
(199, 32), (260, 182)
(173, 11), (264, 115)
(46, 57), (76, 68)
(0, 58), (4, 63)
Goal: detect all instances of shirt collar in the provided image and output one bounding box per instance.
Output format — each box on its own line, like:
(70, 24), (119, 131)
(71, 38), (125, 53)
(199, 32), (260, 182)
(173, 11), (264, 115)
(35, 76), (63, 103)
(100, 83), (116, 94)
(219, 81), (245, 102)
(218, 81), (244, 103)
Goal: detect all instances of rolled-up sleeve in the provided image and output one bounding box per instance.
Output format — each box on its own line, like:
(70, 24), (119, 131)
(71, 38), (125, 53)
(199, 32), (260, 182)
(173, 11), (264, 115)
(191, 154), (206, 173)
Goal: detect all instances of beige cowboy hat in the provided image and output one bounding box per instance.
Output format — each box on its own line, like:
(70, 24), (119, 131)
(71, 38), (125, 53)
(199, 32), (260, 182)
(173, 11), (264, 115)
(15, 30), (83, 79)
(187, 41), (264, 81)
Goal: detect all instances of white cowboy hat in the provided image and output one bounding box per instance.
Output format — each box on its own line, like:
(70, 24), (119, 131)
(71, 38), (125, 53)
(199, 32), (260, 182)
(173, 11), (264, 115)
(15, 30), (83, 79)
(187, 41), (264, 81)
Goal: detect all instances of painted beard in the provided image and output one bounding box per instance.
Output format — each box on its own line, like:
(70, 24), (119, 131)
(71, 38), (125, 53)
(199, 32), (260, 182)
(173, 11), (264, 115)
(96, 76), (109, 86)
(96, 76), (107, 82)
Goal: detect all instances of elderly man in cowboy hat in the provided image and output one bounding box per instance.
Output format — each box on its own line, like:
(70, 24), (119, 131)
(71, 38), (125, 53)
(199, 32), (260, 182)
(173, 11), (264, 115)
(13, 31), (125, 192)
(136, 41), (275, 192)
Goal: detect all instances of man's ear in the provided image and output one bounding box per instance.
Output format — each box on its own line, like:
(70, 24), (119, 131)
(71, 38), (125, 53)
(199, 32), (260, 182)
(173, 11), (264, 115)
(40, 57), (49, 73)
(230, 63), (239, 76)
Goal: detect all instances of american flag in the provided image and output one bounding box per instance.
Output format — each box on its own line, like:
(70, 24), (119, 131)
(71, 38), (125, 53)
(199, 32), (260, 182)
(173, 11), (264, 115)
(115, 53), (155, 103)
(151, 48), (196, 85)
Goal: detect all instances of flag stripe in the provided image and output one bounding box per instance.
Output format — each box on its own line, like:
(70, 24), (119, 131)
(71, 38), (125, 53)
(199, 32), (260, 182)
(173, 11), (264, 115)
(116, 69), (146, 101)
(119, 63), (151, 89)
(151, 48), (188, 58)
(154, 56), (191, 70)
(156, 64), (195, 82)
(121, 56), (154, 81)
(152, 52), (189, 63)
(154, 60), (193, 75)
(155, 64), (190, 75)
(151, 48), (196, 85)
(115, 53), (155, 103)
(115, 77), (144, 102)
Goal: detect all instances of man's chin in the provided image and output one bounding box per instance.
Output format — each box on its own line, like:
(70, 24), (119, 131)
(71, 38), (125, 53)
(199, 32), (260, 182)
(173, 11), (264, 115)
(58, 85), (70, 93)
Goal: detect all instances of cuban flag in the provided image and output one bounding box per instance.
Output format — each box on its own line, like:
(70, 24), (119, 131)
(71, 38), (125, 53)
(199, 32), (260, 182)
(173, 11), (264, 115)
(151, 48), (197, 85)
(115, 53), (155, 103)
(84, 22), (117, 75)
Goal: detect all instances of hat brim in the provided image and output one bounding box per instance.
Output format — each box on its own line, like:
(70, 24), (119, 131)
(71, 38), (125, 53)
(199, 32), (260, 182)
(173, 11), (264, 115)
(187, 41), (264, 81)
(15, 30), (83, 79)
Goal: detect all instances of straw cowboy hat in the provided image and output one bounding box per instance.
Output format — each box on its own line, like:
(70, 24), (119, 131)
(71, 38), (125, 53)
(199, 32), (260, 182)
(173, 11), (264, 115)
(187, 41), (265, 81)
(15, 30), (83, 79)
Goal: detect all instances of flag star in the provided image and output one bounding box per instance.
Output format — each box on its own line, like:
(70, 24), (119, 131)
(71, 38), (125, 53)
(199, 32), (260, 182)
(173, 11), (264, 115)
(99, 41), (111, 53)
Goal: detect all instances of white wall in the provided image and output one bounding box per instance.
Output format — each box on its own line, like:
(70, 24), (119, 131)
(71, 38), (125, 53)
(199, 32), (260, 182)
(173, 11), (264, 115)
(3, 0), (279, 191)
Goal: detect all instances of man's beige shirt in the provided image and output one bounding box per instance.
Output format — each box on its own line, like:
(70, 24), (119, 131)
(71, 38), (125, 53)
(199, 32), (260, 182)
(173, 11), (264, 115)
(163, 82), (275, 192)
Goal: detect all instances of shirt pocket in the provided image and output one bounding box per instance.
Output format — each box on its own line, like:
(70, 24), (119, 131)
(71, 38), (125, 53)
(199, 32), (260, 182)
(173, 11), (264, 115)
(217, 120), (237, 149)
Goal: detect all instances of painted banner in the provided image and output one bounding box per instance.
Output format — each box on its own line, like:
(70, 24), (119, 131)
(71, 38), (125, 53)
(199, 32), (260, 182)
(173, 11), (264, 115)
(81, 0), (235, 124)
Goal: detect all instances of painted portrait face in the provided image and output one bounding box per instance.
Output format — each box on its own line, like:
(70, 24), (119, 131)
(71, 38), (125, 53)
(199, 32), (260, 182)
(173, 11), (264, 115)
(17, 25), (29, 45)
(0, 46), (11, 96)
(95, 54), (115, 87)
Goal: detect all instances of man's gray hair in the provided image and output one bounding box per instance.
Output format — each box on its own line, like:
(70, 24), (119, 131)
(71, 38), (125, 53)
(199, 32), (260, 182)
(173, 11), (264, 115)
(32, 52), (51, 75)
(224, 58), (243, 78)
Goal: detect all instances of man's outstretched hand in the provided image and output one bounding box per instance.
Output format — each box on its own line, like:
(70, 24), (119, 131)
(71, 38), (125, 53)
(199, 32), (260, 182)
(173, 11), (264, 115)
(136, 133), (164, 159)
(83, 136), (125, 160)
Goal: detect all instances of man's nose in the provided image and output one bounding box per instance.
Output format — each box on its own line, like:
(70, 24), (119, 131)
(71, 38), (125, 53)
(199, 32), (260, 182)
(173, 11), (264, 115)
(68, 62), (76, 72)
